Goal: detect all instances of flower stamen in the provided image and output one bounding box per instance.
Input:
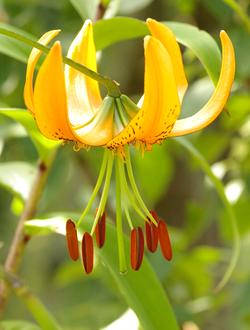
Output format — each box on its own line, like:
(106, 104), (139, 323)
(158, 220), (172, 261)
(81, 232), (94, 274)
(130, 227), (144, 271)
(145, 212), (159, 253)
(66, 219), (79, 261)
(95, 212), (106, 248)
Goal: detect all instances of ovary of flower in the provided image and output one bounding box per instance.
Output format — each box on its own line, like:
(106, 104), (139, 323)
(24, 19), (235, 151)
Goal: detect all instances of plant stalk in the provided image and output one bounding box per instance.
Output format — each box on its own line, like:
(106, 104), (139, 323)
(0, 27), (121, 97)
(0, 150), (57, 315)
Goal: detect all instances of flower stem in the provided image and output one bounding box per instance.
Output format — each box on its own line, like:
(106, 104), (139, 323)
(90, 151), (114, 235)
(125, 148), (158, 226)
(115, 156), (127, 274)
(175, 137), (240, 292)
(78, 150), (108, 226)
(0, 27), (121, 97)
(0, 150), (57, 315)
(0, 266), (60, 329)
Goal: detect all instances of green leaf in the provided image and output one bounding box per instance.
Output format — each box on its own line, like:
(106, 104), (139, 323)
(119, 0), (153, 14)
(25, 215), (179, 330)
(0, 320), (40, 330)
(0, 108), (60, 161)
(133, 145), (174, 206)
(0, 162), (35, 200)
(173, 137), (240, 292)
(93, 17), (149, 50)
(165, 21), (221, 84)
(93, 17), (221, 83)
(0, 23), (34, 63)
(70, 0), (99, 20)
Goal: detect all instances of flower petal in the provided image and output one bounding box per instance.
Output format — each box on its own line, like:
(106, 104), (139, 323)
(169, 31), (235, 137)
(147, 18), (188, 103)
(65, 19), (102, 127)
(34, 42), (75, 141)
(24, 29), (60, 113)
(107, 36), (180, 149)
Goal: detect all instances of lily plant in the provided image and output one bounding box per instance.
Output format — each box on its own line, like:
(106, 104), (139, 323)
(24, 18), (235, 274)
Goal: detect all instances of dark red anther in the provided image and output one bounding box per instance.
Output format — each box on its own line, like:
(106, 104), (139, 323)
(150, 210), (159, 223)
(145, 221), (158, 253)
(81, 232), (94, 274)
(158, 220), (172, 261)
(130, 227), (144, 271)
(66, 219), (79, 261)
(145, 210), (159, 252)
(95, 212), (106, 248)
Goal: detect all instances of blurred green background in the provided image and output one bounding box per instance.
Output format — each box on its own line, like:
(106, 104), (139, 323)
(0, 0), (250, 329)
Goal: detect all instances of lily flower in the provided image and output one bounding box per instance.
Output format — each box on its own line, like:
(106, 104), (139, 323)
(107, 18), (235, 150)
(24, 19), (235, 274)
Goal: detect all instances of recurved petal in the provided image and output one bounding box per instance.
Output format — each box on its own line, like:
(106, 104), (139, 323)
(65, 19), (102, 128)
(107, 36), (179, 149)
(147, 19), (188, 103)
(24, 29), (60, 113)
(169, 31), (235, 137)
(34, 41), (75, 141)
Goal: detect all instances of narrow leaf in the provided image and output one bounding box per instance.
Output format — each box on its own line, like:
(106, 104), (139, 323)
(0, 162), (35, 200)
(0, 108), (60, 161)
(0, 23), (34, 62)
(25, 216), (179, 330)
(174, 137), (240, 291)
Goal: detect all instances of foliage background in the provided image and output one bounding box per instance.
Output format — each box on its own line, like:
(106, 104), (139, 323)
(0, 0), (250, 329)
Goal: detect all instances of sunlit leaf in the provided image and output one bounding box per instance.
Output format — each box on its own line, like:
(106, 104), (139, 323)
(70, 0), (99, 20)
(93, 17), (148, 50)
(0, 108), (60, 161)
(25, 215), (179, 330)
(119, 0), (153, 14)
(0, 23), (34, 63)
(0, 162), (35, 200)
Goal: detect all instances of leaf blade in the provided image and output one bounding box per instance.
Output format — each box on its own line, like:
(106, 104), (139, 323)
(25, 215), (179, 330)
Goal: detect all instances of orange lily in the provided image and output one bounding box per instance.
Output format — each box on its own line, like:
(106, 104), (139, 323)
(24, 19), (235, 274)
(107, 18), (235, 150)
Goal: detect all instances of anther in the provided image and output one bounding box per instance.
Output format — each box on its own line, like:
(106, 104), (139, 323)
(81, 232), (94, 274)
(130, 227), (144, 271)
(95, 212), (106, 248)
(145, 221), (158, 253)
(66, 219), (79, 261)
(145, 211), (159, 252)
(158, 220), (172, 261)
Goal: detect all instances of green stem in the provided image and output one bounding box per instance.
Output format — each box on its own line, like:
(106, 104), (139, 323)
(0, 27), (121, 97)
(116, 156), (127, 274)
(90, 151), (114, 235)
(175, 137), (240, 292)
(77, 150), (108, 226)
(0, 266), (61, 329)
(125, 148), (157, 226)
(0, 150), (57, 314)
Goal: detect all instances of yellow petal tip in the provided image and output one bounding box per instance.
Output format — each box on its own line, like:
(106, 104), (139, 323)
(146, 18), (157, 26)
